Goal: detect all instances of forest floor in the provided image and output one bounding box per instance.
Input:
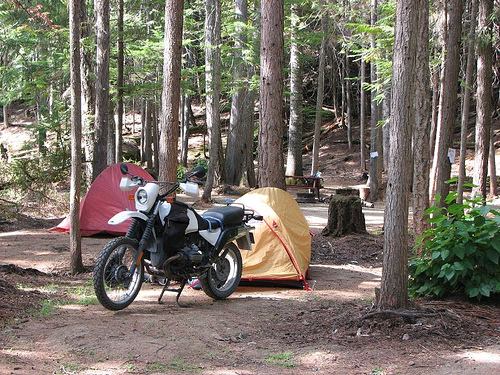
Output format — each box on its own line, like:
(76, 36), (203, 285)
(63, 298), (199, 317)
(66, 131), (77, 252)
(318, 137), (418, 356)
(1, 111), (500, 374)
(1, 202), (499, 375)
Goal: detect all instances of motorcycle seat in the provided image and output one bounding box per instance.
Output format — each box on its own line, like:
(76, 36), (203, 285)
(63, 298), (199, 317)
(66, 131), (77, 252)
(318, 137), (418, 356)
(202, 206), (244, 228)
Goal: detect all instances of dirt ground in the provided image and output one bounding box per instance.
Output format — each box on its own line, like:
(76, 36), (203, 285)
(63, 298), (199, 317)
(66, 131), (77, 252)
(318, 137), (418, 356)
(1, 206), (499, 375)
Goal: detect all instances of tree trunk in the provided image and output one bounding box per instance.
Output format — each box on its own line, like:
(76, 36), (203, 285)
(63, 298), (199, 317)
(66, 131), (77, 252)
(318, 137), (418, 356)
(489, 123), (497, 196)
(3, 104), (8, 127)
(457, 0), (478, 204)
(226, 0), (252, 184)
(243, 0), (260, 188)
(285, 4), (304, 176)
(132, 98), (136, 134)
(429, 0), (463, 204)
(345, 52), (352, 151)
(115, 0), (124, 163)
(322, 195), (367, 237)
(382, 86), (391, 172)
(152, 103), (159, 174)
(80, 0), (95, 186)
(472, 0), (493, 199)
(258, 0), (285, 188)
(181, 95), (190, 167)
(360, 59), (366, 170)
(107, 97), (115, 165)
(69, 0), (84, 274)
(202, 0), (222, 201)
(379, 0), (419, 311)
(311, 1), (328, 176)
(158, 0), (184, 183)
(144, 101), (153, 170)
(429, 68), (439, 157)
(369, 0), (380, 201)
(412, 0), (432, 240)
(140, 99), (146, 163)
(93, 0), (110, 180)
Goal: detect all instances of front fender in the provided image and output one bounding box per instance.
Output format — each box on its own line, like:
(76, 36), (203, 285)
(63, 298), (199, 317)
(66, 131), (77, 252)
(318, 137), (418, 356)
(108, 211), (149, 226)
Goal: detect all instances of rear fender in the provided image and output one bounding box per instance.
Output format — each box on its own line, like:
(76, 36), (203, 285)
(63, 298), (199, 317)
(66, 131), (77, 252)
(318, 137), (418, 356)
(214, 226), (253, 253)
(108, 211), (148, 226)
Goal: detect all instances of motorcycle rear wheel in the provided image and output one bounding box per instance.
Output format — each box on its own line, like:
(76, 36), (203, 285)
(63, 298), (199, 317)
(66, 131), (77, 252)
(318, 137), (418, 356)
(200, 243), (242, 300)
(93, 237), (144, 311)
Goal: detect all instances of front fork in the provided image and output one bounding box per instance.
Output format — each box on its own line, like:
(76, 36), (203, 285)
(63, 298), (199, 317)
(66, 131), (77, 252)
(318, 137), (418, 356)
(128, 202), (160, 277)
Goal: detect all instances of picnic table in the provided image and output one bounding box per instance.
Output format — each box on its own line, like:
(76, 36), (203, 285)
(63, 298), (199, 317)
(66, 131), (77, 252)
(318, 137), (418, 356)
(285, 175), (324, 200)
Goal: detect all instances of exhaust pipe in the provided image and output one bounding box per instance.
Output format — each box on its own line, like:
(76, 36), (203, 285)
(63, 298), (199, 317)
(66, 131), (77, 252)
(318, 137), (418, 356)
(162, 253), (182, 279)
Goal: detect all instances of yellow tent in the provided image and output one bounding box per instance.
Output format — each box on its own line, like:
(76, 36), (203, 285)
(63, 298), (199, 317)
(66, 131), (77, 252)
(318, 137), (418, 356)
(235, 187), (312, 289)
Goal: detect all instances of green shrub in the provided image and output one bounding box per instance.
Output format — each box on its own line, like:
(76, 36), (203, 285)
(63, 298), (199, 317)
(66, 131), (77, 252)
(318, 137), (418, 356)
(177, 164), (186, 180)
(409, 190), (500, 300)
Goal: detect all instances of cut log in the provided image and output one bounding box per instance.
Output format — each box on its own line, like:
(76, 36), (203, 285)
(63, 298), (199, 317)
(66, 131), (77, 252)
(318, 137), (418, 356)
(322, 195), (367, 237)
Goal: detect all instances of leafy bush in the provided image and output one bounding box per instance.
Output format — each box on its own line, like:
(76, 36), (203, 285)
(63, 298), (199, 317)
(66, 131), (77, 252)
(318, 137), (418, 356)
(195, 158), (208, 169)
(176, 164), (186, 180)
(409, 191), (500, 300)
(5, 146), (70, 195)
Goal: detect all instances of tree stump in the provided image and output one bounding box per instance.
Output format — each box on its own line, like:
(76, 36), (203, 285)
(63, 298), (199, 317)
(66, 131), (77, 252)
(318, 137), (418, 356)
(322, 195), (367, 237)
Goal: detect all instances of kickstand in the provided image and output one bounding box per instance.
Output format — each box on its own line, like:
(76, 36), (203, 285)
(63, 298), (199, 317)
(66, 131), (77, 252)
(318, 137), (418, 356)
(157, 279), (189, 307)
(158, 279), (171, 304)
(175, 280), (188, 308)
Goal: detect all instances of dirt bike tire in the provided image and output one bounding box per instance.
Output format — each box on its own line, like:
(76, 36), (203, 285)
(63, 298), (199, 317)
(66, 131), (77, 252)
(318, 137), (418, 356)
(199, 242), (242, 300)
(93, 237), (144, 311)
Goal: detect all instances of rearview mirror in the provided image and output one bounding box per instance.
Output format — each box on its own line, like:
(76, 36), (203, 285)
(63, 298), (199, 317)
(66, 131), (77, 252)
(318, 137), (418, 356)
(120, 163), (129, 175)
(119, 177), (137, 191)
(179, 182), (200, 197)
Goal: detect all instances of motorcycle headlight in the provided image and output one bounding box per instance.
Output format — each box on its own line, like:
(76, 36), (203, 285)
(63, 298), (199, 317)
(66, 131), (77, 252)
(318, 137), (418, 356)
(137, 189), (148, 204)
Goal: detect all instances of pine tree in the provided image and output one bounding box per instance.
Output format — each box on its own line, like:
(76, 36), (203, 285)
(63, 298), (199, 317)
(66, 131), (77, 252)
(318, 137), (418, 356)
(158, 0), (184, 183)
(258, 0), (285, 188)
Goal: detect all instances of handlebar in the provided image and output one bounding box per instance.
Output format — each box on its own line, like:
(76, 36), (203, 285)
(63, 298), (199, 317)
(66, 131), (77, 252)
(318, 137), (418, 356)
(158, 182), (180, 199)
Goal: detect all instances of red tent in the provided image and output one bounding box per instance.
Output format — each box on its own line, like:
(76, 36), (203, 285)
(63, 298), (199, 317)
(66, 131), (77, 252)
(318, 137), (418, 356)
(52, 163), (153, 236)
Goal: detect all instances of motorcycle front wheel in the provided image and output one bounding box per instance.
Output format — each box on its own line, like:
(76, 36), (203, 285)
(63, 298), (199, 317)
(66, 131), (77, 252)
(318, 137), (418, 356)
(200, 242), (242, 300)
(93, 237), (144, 311)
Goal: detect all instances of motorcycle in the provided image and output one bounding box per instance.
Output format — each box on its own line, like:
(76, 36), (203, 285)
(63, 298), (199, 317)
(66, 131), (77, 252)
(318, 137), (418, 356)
(93, 163), (261, 311)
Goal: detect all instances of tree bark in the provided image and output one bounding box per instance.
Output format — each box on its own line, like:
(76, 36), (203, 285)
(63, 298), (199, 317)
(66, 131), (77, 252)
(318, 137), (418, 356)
(429, 0), (463, 204)
(489, 123), (497, 196)
(322, 196), (366, 237)
(144, 101), (153, 170)
(158, 0), (184, 183)
(382, 86), (391, 172)
(379, 0), (419, 310)
(180, 95), (190, 167)
(107, 96), (115, 165)
(311, 1), (328, 176)
(202, 0), (222, 201)
(115, 0), (124, 163)
(457, 0), (478, 204)
(360, 59), (366, 170)
(243, 0), (260, 188)
(69, 0), (84, 274)
(429, 68), (439, 157)
(472, 0), (493, 199)
(226, 0), (252, 184)
(152, 103), (159, 174)
(369, 0), (380, 201)
(412, 0), (431, 239)
(93, 0), (110, 180)
(140, 99), (146, 163)
(258, 0), (285, 188)
(80, 0), (95, 186)
(345, 52), (352, 151)
(285, 4), (304, 176)
(3, 104), (8, 127)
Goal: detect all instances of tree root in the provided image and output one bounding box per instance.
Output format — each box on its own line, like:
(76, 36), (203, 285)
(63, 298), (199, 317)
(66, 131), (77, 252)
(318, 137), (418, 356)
(361, 309), (440, 323)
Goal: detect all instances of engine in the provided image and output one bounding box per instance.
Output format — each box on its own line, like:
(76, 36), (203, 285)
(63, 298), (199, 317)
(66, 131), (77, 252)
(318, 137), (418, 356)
(159, 237), (209, 280)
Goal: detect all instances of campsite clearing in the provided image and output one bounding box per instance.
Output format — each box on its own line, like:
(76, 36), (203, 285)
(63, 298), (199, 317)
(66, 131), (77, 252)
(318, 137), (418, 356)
(1, 203), (499, 375)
